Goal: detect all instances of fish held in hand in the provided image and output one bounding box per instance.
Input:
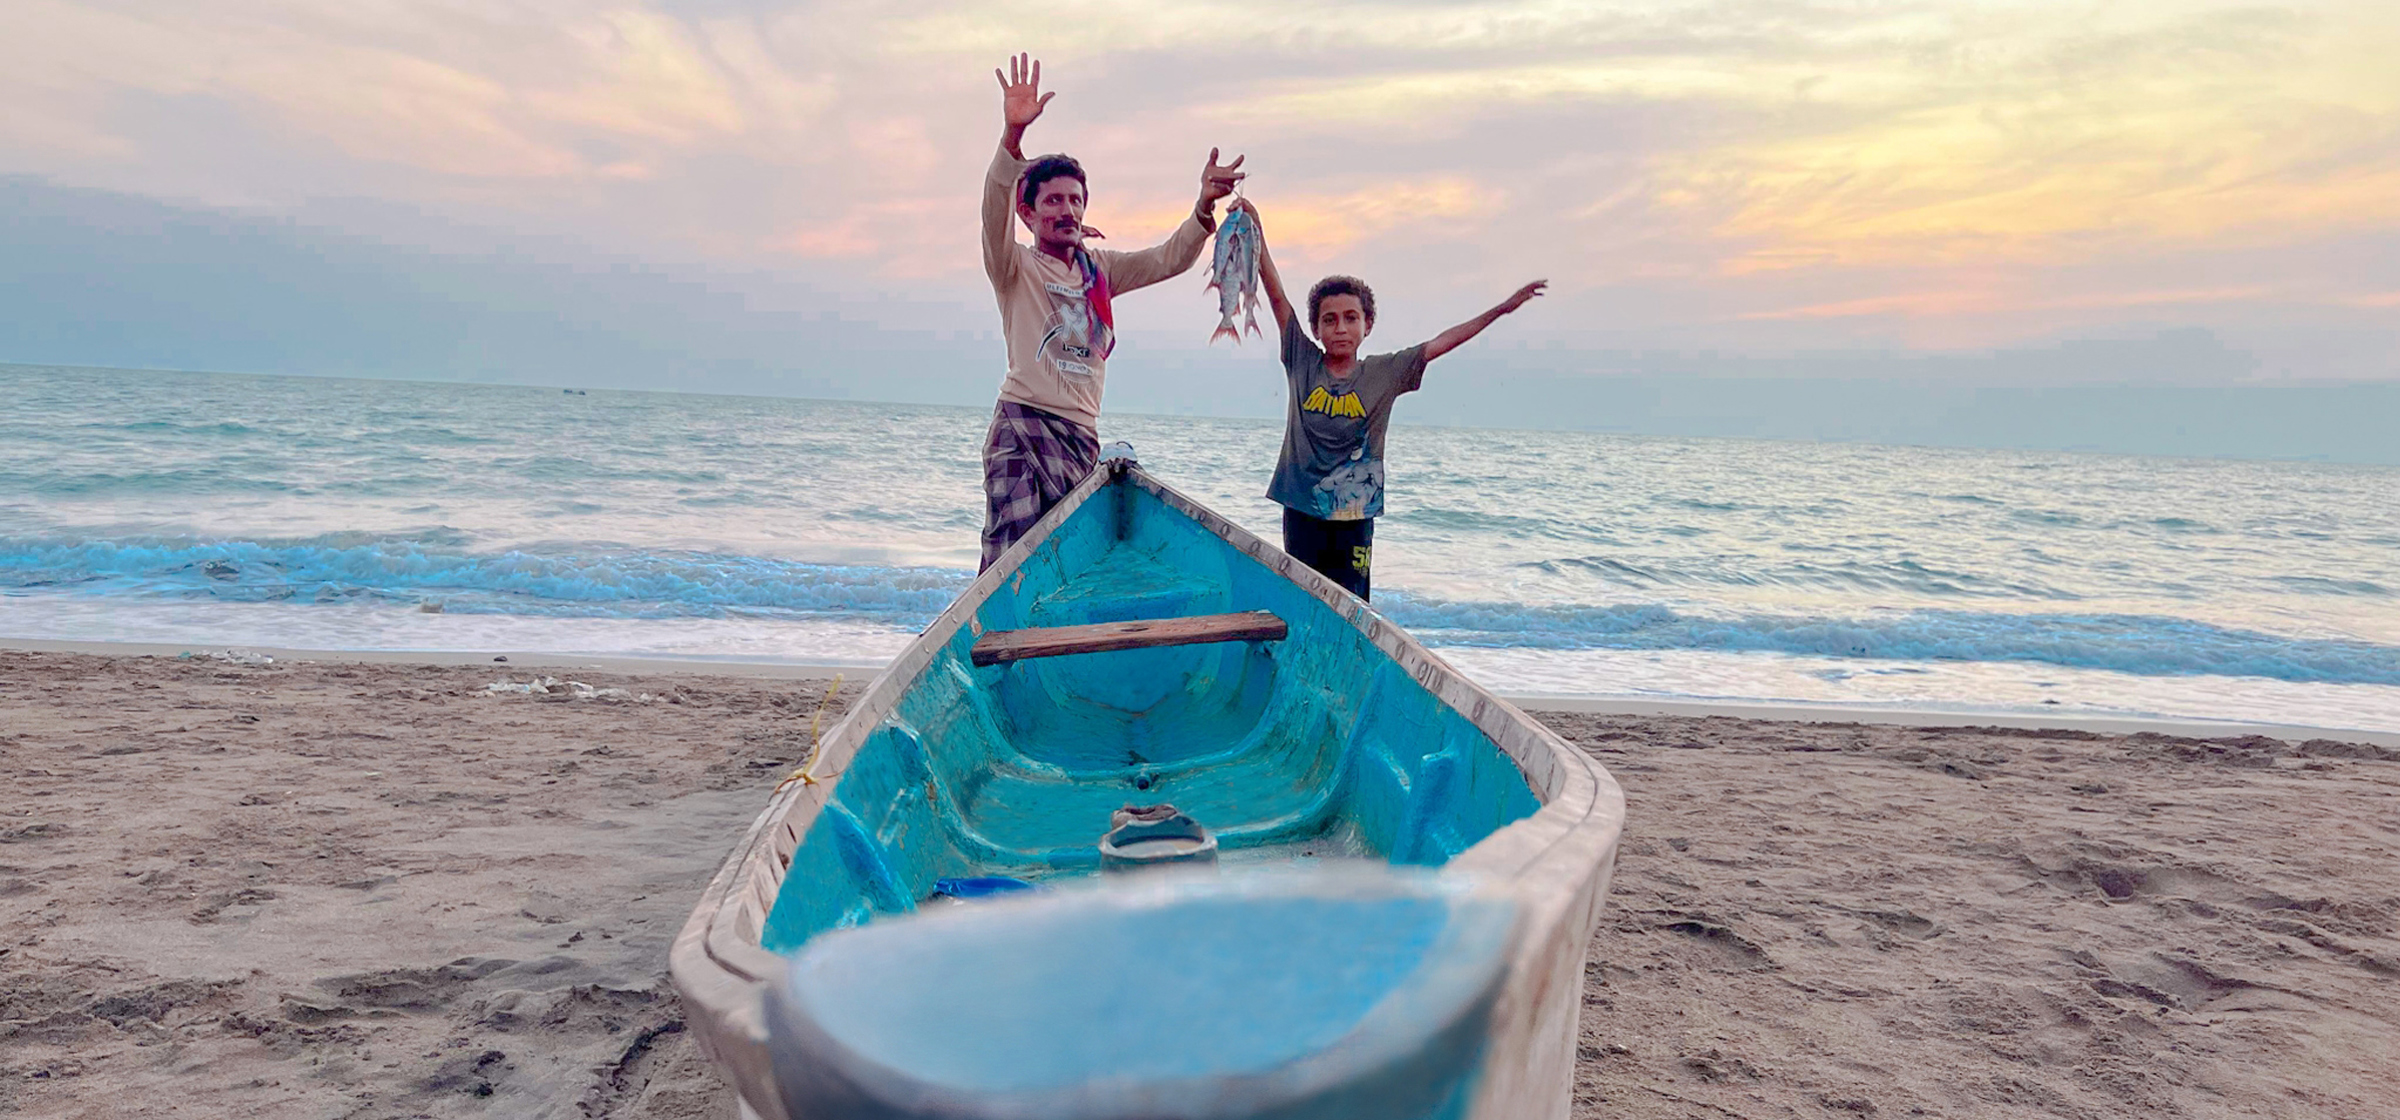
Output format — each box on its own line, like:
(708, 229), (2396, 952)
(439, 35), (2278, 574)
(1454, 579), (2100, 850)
(1207, 204), (1263, 344)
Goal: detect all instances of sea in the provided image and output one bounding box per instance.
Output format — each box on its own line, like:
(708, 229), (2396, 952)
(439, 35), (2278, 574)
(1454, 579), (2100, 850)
(5, 363), (2398, 734)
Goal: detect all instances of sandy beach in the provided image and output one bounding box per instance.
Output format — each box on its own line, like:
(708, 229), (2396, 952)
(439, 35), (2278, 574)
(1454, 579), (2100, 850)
(5, 649), (2396, 1119)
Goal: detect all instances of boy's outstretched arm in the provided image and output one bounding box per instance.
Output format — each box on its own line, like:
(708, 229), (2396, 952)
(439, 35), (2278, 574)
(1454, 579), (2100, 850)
(1231, 199), (1295, 332)
(1422, 280), (1547, 363)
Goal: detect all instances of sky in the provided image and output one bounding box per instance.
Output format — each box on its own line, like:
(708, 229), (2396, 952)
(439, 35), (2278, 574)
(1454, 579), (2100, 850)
(5, 0), (2399, 434)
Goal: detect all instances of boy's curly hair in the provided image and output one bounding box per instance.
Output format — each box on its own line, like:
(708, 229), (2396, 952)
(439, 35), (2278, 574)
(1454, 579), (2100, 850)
(1307, 275), (1376, 329)
(1019, 154), (1088, 209)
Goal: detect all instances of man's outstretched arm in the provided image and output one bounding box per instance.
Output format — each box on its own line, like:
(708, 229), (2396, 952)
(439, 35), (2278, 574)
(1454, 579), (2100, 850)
(1098, 149), (1245, 294)
(1231, 198), (1296, 333)
(983, 53), (1050, 282)
(1422, 281), (1547, 363)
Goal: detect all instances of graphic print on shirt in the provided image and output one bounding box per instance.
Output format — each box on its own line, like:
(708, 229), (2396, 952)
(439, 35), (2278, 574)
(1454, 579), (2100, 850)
(1033, 249), (1116, 383)
(1036, 281), (1105, 381)
(1301, 386), (1366, 419)
(1313, 453), (1384, 519)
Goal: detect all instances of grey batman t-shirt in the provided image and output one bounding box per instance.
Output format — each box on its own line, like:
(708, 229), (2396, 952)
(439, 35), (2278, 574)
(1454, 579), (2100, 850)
(1265, 312), (1426, 521)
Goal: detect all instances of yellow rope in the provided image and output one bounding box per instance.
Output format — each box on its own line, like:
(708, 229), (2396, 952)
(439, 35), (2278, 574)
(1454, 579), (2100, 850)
(774, 674), (844, 793)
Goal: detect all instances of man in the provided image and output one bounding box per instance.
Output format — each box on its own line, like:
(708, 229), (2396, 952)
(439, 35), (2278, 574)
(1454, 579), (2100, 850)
(978, 53), (1244, 570)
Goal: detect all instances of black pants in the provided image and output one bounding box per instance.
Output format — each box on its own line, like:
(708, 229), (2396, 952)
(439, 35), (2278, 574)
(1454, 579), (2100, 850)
(1282, 509), (1374, 600)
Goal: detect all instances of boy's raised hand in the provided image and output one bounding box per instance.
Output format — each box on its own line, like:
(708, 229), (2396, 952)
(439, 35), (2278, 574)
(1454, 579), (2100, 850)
(1497, 280), (1548, 315)
(1231, 198), (1294, 328)
(1424, 279), (1549, 362)
(996, 53), (1053, 137)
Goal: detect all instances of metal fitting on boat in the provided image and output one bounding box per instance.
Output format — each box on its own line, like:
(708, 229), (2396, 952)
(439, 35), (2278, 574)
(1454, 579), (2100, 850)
(1098, 804), (1216, 872)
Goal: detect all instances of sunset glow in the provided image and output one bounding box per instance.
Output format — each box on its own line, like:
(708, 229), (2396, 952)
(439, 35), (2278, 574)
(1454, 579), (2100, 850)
(4, 0), (2395, 359)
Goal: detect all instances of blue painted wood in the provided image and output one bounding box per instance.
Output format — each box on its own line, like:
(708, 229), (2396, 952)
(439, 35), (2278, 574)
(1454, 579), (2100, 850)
(766, 872), (1509, 1120)
(758, 473), (1543, 954)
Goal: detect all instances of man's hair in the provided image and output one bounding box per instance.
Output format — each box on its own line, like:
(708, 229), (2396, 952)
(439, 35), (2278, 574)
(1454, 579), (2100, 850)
(1019, 154), (1088, 210)
(1308, 275), (1377, 328)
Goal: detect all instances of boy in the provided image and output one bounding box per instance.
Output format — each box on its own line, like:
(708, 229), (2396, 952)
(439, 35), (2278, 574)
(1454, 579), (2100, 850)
(978, 54), (1246, 570)
(1234, 198), (1544, 600)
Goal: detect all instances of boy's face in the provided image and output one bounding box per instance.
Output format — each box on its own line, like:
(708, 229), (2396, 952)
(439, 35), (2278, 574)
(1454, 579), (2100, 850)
(1314, 295), (1371, 360)
(1018, 174), (1088, 252)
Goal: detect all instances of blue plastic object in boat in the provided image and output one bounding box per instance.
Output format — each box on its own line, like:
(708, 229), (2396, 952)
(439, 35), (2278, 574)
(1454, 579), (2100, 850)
(765, 868), (1515, 1120)
(929, 875), (1038, 901)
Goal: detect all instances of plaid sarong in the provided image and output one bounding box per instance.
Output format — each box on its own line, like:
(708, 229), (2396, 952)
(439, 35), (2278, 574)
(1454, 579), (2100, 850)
(981, 401), (1100, 571)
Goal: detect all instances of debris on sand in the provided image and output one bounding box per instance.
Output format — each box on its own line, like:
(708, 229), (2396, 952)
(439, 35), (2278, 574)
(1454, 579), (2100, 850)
(176, 648), (275, 666)
(483, 677), (653, 702)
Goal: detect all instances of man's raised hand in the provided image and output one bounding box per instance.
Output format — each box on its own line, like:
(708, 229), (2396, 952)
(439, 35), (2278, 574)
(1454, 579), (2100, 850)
(996, 53), (1053, 145)
(1199, 148), (1246, 209)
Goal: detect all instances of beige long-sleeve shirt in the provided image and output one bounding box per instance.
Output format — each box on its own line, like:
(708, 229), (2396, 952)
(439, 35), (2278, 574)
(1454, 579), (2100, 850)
(982, 145), (1212, 431)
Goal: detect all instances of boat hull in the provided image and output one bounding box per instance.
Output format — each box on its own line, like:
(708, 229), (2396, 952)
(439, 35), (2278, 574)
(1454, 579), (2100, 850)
(669, 460), (1625, 1119)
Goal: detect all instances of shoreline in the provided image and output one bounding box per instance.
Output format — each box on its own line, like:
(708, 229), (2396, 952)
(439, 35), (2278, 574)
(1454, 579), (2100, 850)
(6, 636), (2396, 749)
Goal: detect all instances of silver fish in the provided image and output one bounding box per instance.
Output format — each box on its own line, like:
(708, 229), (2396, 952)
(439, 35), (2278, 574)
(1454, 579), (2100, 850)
(1207, 204), (1262, 344)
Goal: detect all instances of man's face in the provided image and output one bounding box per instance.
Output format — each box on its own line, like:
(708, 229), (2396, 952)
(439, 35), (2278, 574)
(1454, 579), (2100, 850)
(1314, 294), (1371, 360)
(1018, 174), (1087, 252)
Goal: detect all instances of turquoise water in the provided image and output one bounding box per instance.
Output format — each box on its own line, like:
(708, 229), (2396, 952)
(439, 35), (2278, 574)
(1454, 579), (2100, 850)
(5, 362), (2397, 732)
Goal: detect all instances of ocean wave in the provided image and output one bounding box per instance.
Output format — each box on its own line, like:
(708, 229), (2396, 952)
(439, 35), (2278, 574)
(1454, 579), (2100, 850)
(1393, 507), (1590, 540)
(14, 469), (306, 497)
(2271, 575), (2391, 597)
(1375, 593), (2400, 686)
(374, 426), (507, 447)
(499, 456), (730, 485)
(1518, 555), (2081, 600)
(8, 532), (2393, 686)
(0, 534), (967, 623)
(102, 420), (263, 437)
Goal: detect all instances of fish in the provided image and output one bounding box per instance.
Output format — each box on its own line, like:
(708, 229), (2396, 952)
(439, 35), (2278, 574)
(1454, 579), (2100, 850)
(1206, 203), (1262, 344)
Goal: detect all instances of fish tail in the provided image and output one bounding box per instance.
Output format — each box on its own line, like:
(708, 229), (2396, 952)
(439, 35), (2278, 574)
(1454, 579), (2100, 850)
(1210, 320), (1239, 345)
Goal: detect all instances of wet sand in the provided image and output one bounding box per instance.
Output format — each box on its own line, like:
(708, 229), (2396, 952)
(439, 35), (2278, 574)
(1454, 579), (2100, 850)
(4, 651), (2395, 1118)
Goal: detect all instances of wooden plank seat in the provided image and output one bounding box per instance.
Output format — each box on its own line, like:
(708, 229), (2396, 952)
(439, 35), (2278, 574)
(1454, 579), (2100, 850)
(970, 610), (1288, 667)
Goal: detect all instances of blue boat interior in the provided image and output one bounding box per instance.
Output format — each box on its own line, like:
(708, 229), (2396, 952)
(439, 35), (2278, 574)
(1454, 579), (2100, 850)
(760, 475), (1544, 953)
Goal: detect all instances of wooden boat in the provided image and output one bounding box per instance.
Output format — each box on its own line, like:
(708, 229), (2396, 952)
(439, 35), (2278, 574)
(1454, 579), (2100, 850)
(668, 451), (1625, 1120)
